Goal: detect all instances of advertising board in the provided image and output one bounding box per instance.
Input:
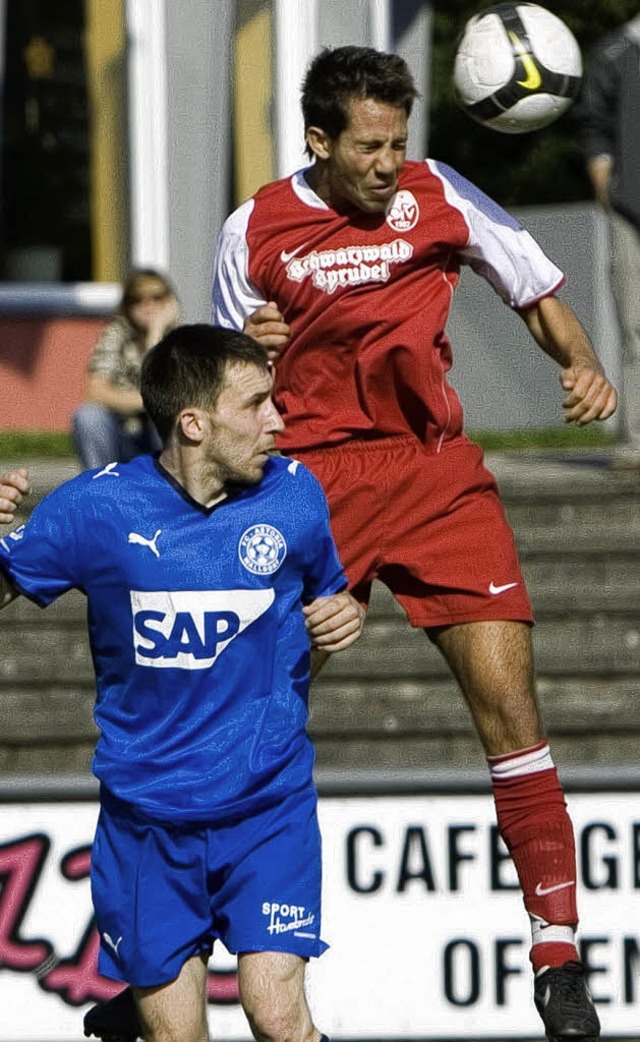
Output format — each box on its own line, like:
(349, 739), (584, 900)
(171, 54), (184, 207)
(0, 785), (637, 1039)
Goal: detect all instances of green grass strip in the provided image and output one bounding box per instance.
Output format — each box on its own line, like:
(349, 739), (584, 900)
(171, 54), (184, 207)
(0, 429), (75, 459)
(0, 424), (616, 461)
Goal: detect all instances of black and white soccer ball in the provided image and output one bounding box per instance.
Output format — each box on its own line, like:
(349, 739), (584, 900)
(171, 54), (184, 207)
(452, 3), (582, 134)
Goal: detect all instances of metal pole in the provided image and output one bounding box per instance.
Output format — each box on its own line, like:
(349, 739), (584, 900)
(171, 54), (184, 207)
(369, 0), (391, 51)
(274, 0), (318, 179)
(125, 0), (169, 270)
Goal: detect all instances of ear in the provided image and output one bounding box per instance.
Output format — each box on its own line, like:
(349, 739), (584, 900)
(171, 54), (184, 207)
(306, 125), (332, 162)
(178, 407), (206, 444)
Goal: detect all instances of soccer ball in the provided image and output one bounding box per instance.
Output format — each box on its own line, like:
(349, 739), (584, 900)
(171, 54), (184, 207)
(452, 3), (582, 134)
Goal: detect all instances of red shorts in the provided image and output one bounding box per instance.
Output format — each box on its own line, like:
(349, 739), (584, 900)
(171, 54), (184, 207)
(293, 435), (533, 629)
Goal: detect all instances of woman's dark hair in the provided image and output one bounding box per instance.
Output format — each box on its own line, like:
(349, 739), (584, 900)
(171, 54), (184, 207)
(140, 324), (270, 440)
(301, 45), (419, 156)
(119, 268), (177, 317)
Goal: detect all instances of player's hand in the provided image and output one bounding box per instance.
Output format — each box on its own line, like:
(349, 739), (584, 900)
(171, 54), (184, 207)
(243, 302), (291, 362)
(560, 366), (618, 424)
(303, 590), (365, 653)
(0, 468), (30, 524)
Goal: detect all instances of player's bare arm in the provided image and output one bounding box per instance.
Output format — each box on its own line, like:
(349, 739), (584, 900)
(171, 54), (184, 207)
(0, 468), (29, 524)
(586, 154), (613, 210)
(517, 294), (618, 424)
(143, 293), (181, 350)
(85, 373), (145, 416)
(243, 301), (291, 362)
(303, 589), (365, 653)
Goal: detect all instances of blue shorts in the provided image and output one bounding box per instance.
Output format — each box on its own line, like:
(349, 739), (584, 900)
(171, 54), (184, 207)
(91, 786), (327, 987)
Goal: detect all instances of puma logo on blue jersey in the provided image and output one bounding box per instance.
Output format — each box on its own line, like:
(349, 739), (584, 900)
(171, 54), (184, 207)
(92, 462), (120, 479)
(128, 529), (162, 557)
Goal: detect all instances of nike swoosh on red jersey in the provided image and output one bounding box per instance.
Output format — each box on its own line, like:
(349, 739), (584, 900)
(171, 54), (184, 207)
(280, 242), (310, 263)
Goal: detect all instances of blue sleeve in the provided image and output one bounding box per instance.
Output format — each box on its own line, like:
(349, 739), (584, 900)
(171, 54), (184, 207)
(0, 485), (83, 605)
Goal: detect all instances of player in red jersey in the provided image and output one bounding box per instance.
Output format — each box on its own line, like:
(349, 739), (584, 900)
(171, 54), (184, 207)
(211, 46), (615, 1042)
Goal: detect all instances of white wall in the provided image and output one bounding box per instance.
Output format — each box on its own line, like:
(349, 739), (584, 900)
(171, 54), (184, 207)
(446, 203), (621, 432)
(164, 0), (234, 322)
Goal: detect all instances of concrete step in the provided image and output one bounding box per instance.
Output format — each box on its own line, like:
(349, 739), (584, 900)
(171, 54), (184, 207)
(514, 524), (640, 553)
(310, 675), (640, 736)
(310, 731), (640, 772)
(321, 613), (640, 679)
(487, 450), (640, 503)
(4, 594), (639, 682)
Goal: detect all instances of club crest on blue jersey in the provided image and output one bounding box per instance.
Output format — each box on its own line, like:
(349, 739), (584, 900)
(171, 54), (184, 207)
(238, 524), (287, 575)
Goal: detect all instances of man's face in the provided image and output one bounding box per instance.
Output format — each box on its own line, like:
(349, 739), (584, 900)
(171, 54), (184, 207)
(203, 362), (284, 486)
(317, 97), (408, 214)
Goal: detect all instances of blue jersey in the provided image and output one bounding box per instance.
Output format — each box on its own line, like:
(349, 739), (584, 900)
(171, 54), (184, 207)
(0, 455), (346, 822)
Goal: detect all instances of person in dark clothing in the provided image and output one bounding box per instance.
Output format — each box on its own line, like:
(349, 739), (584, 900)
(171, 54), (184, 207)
(577, 15), (640, 466)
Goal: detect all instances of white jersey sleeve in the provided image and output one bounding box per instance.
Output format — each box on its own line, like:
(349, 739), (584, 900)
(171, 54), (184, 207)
(427, 159), (564, 309)
(211, 198), (267, 328)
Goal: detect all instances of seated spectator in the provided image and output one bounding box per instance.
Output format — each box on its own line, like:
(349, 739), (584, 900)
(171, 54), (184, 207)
(72, 269), (180, 469)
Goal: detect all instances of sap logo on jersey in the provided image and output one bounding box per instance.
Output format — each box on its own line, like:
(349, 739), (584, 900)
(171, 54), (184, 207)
(131, 589), (275, 669)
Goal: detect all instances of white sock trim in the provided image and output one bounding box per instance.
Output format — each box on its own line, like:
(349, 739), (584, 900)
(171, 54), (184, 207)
(489, 743), (554, 779)
(529, 914), (576, 948)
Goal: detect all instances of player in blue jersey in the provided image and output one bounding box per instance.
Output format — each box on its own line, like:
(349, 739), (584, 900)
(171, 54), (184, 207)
(0, 325), (364, 1042)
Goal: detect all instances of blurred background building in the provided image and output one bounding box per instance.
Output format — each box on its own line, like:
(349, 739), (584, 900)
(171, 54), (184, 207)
(0, 0), (432, 432)
(0, 1), (429, 301)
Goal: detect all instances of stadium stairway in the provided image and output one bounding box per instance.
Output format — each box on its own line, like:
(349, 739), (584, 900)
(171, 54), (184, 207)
(0, 450), (638, 776)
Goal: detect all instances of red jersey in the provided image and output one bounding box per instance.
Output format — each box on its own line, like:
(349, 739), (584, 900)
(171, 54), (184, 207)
(212, 159), (563, 453)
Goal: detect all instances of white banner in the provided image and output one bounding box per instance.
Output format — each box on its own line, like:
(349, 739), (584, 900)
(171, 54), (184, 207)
(0, 791), (638, 1039)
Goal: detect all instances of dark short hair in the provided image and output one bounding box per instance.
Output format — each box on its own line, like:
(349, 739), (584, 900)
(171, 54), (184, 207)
(301, 45), (418, 156)
(140, 324), (270, 440)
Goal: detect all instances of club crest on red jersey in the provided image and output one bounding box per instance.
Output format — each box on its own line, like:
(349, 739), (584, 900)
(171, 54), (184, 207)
(386, 190), (419, 232)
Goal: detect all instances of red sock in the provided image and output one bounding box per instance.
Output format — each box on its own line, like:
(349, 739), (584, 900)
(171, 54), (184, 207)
(489, 742), (579, 971)
(530, 941), (579, 973)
